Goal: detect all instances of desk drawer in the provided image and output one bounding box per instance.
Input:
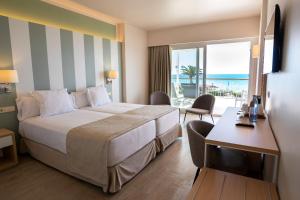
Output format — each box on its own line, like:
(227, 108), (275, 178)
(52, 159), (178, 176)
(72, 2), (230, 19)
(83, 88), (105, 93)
(0, 135), (13, 149)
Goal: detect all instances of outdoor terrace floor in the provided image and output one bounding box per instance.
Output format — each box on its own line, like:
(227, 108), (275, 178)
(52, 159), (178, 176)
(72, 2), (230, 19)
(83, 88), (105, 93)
(172, 96), (245, 116)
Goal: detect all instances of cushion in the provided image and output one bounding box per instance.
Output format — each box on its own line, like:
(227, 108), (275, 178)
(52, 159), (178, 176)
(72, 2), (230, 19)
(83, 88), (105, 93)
(32, 89), (75, 117)
(186, 108), (210, 114)
(16, 95), (40, 121)
(87, 85), (111, 107)
(71, 90), (89, 108)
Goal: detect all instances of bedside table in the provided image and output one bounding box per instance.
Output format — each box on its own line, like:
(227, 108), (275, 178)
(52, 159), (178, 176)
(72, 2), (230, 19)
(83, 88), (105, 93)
(0, 129), (18, 171)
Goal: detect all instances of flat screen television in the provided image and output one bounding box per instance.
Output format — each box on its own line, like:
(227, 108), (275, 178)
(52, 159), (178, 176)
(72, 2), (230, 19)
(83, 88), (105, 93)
(263, 4), (282, 74)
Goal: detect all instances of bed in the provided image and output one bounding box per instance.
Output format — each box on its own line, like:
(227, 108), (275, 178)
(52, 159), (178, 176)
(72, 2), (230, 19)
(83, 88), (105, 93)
(19, 109), (157, 193)
(17, 87), (180, 193)
(82, 103), (182, 152)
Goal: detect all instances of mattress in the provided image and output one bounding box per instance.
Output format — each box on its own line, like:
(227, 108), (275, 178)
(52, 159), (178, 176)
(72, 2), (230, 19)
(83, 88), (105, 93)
(82, 103), (179, 136)
(19, 109), (156, 166)
(156, 109), (179, 136)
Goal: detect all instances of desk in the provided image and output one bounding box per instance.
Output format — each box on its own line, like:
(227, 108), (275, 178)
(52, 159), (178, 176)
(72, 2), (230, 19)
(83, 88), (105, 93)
(204, 107), (280, 183)
(186, 168), (279, 200)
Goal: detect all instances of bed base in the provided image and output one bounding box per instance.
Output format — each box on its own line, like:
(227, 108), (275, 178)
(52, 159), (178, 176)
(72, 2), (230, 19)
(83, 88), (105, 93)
(23, 138), (156, 193)
(20, 123), (181, 193)
(156, 123), (182, 153)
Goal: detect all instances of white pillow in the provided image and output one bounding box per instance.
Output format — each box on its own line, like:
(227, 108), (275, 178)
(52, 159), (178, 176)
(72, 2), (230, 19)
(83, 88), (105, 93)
(87, 86), (111, 107)
(16, 95), (40, 121)
(70, 90), (89, 108)
(32, 89), (75, 117)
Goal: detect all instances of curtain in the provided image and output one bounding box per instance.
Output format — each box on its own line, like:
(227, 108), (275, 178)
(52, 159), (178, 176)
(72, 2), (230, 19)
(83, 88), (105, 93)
(261, 73), (268, 108)
(149, 45), (171, 95)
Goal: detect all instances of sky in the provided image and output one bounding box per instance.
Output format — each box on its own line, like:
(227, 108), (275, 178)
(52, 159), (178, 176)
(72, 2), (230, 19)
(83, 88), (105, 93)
(172, 41), (251, 75)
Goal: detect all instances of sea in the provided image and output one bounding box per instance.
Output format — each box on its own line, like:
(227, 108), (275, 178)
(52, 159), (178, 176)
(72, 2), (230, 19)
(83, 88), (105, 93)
(171, 74), (249, 92)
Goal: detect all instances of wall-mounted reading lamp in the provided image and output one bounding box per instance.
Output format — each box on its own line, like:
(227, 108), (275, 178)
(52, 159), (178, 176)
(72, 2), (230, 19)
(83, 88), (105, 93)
(0, 70), (19, 93)
(105, 70), (118, 84)
(252, 44), (260, 59)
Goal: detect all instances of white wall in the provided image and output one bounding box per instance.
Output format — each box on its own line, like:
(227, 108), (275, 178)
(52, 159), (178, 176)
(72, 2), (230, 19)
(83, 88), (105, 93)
(265, 0), (300, 199)
(123, 23), (149, 104)
(148, 16), (260, 46)
(121, 17), (261, 105)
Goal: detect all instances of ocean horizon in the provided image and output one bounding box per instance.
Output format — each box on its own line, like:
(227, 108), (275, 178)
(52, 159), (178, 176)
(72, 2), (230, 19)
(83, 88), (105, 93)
(172, 73), (249, 79)
(172, 73), (249, 91)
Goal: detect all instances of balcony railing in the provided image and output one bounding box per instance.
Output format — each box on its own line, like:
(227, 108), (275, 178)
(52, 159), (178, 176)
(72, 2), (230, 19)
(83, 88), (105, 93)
(171, 77), (249, 98)
(171, 77), (249, 113)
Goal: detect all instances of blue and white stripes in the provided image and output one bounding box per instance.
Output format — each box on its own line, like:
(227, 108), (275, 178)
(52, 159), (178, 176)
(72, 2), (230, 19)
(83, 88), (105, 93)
(0, 15), (122, 102)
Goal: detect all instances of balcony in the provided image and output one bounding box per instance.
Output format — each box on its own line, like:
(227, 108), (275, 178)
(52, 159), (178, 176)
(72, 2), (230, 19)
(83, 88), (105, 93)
(171, 77), (249, 115)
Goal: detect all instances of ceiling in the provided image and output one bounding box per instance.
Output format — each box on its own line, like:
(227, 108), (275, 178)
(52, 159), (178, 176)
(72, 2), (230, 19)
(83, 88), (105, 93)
(71, 0), (261, 30)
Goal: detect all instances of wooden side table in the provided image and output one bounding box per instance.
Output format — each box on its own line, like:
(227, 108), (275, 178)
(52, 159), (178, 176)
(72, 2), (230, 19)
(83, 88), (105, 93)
(0, 129), (18, 171)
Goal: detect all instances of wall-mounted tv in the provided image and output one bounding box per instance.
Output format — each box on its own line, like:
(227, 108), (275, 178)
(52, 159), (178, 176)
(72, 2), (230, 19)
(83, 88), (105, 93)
(263, 4), (282, 74)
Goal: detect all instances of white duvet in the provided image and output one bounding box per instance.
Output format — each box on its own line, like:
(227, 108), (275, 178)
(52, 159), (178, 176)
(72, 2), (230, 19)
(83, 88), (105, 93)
(82, 103), (180, 136)
(82, 103), (144, 114)
(19, 109), (156, 166)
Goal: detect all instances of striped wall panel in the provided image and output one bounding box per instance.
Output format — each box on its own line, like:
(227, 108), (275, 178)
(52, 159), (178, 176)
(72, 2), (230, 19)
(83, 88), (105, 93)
(84, 35), (96, 88)
(73, 32), (87, 91)
(29, 22), (51, 90)
(0, 16), (13, 70)
(0, 17), (18, 133)
(94, 37), (104, 86)
(9, 18), (35, 94)
(60, 29), (76, 92)
(1, 15), (122, 101)
(110, 41), (120, 102)
(46, 26), (64, 90)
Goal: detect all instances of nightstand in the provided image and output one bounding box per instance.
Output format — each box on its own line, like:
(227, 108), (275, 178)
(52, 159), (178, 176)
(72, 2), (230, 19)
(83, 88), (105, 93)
(0, 129), (18, 171)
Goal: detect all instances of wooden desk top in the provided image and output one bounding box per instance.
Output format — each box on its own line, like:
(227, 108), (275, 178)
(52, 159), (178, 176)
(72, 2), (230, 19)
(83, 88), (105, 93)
(187, 168), (278, 200)
(206, 107), (279, 155)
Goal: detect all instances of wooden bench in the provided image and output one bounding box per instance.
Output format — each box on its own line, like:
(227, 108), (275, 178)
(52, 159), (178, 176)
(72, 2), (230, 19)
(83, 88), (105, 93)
(187, 168), (279, 200)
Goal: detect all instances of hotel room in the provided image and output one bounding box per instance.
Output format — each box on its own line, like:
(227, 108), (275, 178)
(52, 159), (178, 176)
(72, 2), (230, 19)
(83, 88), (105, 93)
(0, 0), (299, 199)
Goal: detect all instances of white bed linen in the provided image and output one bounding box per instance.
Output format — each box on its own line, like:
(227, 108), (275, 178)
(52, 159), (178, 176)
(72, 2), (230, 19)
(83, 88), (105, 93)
(156, 109), (179, 136)
(19, 109), (156, 166)
(82, 103), (144, 114)
(82, 103), (179, 136)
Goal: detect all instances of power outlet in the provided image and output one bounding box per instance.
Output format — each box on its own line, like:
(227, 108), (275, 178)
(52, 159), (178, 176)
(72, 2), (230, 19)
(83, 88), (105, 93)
(0, 106), (15, 113)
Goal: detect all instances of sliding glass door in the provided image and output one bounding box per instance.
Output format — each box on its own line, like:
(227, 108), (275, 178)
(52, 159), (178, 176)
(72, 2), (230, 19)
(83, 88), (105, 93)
(197, 48), (205, 96)
(171, 40), (251, 115)
(171, 48), (205, 108)
(206, 42), (250, 114)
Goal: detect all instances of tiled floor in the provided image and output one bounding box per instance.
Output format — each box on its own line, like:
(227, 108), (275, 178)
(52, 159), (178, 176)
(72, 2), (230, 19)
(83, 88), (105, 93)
(172, 96), (239, 116)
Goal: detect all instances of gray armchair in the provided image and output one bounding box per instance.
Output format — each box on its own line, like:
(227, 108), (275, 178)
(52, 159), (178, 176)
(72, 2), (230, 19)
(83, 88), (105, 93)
(150, 91), (171, 105)
(184, 94), (215, 123)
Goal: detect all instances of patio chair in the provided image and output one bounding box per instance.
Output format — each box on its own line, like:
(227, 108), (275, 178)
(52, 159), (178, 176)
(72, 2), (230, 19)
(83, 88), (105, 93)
(171, 82), (187, 105)
(184, 94), (215, 123)
(235, 90), (248, 107)
(150, 91), (171, 105)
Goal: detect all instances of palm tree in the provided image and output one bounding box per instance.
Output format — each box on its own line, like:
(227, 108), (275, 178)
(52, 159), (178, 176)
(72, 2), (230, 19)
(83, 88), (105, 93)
(181, 65), (203, 84)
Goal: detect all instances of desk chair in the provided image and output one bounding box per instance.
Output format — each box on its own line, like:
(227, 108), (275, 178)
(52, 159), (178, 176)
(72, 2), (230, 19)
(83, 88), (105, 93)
(187, 120), (262, 183)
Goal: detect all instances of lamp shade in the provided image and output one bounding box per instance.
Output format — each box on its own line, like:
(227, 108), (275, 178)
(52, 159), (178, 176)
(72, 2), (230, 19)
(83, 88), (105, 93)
(0, 70), (19, 83)
(252, 45), (260, 59)
(107, 70), (118, 79)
